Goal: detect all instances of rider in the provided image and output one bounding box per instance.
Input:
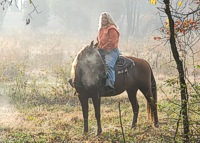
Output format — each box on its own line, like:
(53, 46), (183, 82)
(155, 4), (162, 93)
(68, 12), (120, 90)
(97, 12), (120, 90)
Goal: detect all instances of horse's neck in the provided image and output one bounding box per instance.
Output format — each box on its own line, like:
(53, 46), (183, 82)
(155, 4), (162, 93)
(75, 52), (105, 88)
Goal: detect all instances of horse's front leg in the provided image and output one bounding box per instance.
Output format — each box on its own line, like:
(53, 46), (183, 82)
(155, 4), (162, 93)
(92, 96), (102, 135)
(78, 95), (89, 133)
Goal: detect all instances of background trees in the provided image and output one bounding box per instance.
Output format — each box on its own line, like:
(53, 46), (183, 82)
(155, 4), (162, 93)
(125, 0), (159, 38)
(50, 0), (124, 34)
(0, 0), (199, 142)
(0, 0), (159, 39)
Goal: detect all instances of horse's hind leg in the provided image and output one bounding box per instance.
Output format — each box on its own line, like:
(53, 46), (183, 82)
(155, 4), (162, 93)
(92, 96), (102, 135)
(78, 95), (89, 133)
(126, 87), (139, 128)
(140, 87), (159, 127)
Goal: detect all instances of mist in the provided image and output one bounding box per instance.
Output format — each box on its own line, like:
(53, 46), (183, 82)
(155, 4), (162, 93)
(1, 1), (200, 142)
(1, 0), (160, 38)
(0, 0), (163, 67)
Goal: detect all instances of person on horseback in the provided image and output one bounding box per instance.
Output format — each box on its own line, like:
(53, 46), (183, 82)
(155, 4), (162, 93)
(68, 12), (120, 91)
(97, 12), (120, 91)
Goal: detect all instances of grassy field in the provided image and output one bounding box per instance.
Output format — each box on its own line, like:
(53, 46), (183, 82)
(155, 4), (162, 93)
(0, 33), (199, 142)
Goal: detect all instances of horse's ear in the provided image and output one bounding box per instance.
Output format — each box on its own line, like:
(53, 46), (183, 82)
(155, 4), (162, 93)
(90, 41), (94, 47)
(94, 42), (98, 49)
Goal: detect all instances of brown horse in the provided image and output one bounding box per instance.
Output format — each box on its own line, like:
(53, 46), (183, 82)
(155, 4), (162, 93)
(71, 41), (159, 135)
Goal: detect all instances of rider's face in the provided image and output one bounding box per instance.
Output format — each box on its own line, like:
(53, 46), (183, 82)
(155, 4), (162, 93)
(101, 14), (109, 26)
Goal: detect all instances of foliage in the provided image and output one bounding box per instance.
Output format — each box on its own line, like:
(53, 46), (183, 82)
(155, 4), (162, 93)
(155, 0), (200, 46)
(0, 35), (199, 142)
(1, 71), (200, 142)
(0, 31), (199, 142)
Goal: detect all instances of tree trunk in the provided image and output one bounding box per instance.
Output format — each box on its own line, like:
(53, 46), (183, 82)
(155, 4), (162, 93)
(125, 0), (142, 38)
(131, 0), (136, 35)
(125, 0), (132, 38)
(134, 0), (140, 37)
(163, 0), (189, 142)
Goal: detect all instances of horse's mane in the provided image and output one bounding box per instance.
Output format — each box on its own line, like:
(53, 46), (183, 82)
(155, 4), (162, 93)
(71, 41), (105, 88)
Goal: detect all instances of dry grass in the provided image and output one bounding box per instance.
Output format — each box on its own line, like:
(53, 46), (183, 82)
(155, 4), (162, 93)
(0, 32), (200, 142)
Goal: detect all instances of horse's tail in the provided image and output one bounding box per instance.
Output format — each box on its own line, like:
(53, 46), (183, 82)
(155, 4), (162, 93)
(147, 67), (157, 123)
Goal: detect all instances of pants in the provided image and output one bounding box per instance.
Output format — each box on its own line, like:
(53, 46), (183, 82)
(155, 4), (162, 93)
(98, 48), (120, 85)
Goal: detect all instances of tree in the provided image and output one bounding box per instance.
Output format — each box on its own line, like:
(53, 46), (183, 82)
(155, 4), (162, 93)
(125, 0), (160, 38)
(23, 0), (49, 29)
(125, 0), (139, 37)
(155, 0), (200, 142)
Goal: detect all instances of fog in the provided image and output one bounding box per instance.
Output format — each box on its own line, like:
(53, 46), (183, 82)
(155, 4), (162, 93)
(0, 0), (165, 69)
(0, 2), (199, 140)
(1, 0), (160, 40)
(1, 0), (198, 70)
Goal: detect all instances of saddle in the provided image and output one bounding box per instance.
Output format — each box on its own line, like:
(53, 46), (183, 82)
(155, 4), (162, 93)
(100, 56), (135, 96)
(115, 56), (135, 74)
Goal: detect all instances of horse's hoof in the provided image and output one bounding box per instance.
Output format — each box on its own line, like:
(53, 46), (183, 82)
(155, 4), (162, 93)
(83, 132), (88, 135)
(97, 132), (101, 136)
(132, 123), (137, 128)
(83, 130), (88, 134)
(154, 122), (159, 128)
(97, 129), (102, 136)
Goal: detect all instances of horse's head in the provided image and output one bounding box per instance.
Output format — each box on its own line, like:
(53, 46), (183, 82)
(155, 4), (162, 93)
(71, 41), (105, 89)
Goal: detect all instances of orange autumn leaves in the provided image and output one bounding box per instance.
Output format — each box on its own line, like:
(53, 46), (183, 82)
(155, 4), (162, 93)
(175, 19), (199, 34)
(154, 0), (200, 41)
(154, 19), (199, 41)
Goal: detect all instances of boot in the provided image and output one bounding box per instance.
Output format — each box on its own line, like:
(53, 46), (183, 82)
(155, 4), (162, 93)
(68, 78), (74, 88)
(105, 79), (115, 89)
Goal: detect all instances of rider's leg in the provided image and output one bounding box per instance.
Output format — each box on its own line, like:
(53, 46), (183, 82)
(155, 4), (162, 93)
(104, 48), (120, 89)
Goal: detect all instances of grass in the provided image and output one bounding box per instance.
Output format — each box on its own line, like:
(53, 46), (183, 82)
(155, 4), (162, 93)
(1, 75), (199, 142)
(0, 33), (200, 142)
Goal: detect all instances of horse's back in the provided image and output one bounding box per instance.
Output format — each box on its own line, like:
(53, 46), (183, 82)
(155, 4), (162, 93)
(126, 56), (152, 73)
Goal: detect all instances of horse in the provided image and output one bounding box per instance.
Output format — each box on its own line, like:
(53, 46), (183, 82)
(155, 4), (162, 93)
(70, 41), (159, 135)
